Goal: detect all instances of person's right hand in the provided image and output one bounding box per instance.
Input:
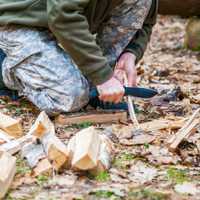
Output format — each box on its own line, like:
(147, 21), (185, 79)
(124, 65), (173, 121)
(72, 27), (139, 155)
(97, 76), (125, 103)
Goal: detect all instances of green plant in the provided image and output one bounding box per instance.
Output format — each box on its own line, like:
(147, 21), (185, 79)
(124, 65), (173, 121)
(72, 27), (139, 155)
(113, 152), (134, 169)
(16, 158), (31, 175)
(36, 175), (49, 186)
(166, 167), (189, 184)
(128, 189), (168, 200)
(95, 171), (110, 182)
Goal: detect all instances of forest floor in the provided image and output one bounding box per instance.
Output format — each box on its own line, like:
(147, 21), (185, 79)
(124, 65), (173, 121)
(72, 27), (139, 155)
(3, 16), (200, 200)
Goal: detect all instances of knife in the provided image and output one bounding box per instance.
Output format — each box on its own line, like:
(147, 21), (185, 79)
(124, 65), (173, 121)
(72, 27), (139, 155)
(89, 86), (157, 99)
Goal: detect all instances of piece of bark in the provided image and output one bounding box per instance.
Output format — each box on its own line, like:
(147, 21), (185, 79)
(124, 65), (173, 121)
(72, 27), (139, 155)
(0, 152), (16, 199)
(0, 112), (23, 138)
(21, 142), (46, 168)
(28, 111), (55, 138)
(71, 127), (101, 170)
(42, 133), (70, 171)
(55, 111), (127, 125)
(33, 158), (53, 177)
(167, 108), (200, 151)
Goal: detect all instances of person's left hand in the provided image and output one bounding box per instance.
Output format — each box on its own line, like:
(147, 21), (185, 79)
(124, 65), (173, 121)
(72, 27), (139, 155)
(114, 52), (137, 87)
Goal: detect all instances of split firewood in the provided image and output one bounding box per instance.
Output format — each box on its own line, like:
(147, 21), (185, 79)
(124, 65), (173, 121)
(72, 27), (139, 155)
(0, 151), (16, 199)
(71, 127), (101, 170)
(42, 133), (70, 171)
(69, 127), (113, 172)
(0, 112), (23, 138)
(167, 108), (200, 151)
(21, 142), (46, 168)
(0, 129), (14, 144)
(33, 158), (53, 177)
(27, 111), (69, 171)
(28, 111), (55, 138)
(0, 135), (33, 155)
(55, 111), (127, 125)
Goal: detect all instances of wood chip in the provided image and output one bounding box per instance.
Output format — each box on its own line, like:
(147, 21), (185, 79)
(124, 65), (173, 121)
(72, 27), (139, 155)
(167, 108), (200, 151)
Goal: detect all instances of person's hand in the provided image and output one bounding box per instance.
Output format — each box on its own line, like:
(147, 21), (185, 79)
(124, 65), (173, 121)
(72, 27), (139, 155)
(97, 76), (125, 103)
(114, 52), (137, 87)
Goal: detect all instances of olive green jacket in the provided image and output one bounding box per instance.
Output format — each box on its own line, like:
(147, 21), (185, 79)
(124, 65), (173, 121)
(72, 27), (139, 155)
(0, 0), (157, 85)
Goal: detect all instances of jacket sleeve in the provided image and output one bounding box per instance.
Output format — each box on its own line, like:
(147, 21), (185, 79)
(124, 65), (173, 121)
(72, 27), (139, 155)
(47, 0), (113, 85)
(123, 0), (158, 64)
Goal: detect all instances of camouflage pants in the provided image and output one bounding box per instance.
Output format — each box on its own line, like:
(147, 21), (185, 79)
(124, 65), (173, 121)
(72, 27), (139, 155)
(0, 0), (152, 115)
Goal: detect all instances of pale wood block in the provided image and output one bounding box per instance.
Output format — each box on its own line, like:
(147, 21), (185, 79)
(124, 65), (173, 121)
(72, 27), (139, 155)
(1, 135), (33, 155)
(71, 127), (101, 170)
(28, 111), (55, 138)
(0, 112), (23, 138)
(42, 133), (70, 171)
(21, 142), (46, 168)
(0, 152), (16, 199)
(33, 158), (53, 177)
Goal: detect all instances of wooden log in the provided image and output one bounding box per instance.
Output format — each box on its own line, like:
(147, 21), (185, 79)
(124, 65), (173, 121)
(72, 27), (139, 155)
(71, 127), (101, 170)
(33, 158), (53, 177)
(42, 133), (70, 171)
(21, 142), (46, 168)
(167, 108), (200, 151)
(0, 152), (16, 199)
(158, 0), (200, 16)
(28, 111), (55, 138)
(55, 111), (127, 125)
(0, 135), (33, 155)
(0, 112), (23, 138)
(0, 129), (14, 143)
(28, 111), (70, 171)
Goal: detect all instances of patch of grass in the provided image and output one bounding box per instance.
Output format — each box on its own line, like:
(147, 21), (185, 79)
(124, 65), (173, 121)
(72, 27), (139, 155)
(95, 171), (110, 182)
(113, 152), (134, 169)
(128, 189), (169, 200)
(36, 175), (49, 186)
(166, 167), (189, 184)
(91, 190), (120, 199)
(16, 158), (31, 175)
(70, 122), (93, 129)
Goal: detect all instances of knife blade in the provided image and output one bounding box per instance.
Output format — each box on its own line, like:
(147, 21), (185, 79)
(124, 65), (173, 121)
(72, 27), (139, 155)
(89, 87), (157, 99)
